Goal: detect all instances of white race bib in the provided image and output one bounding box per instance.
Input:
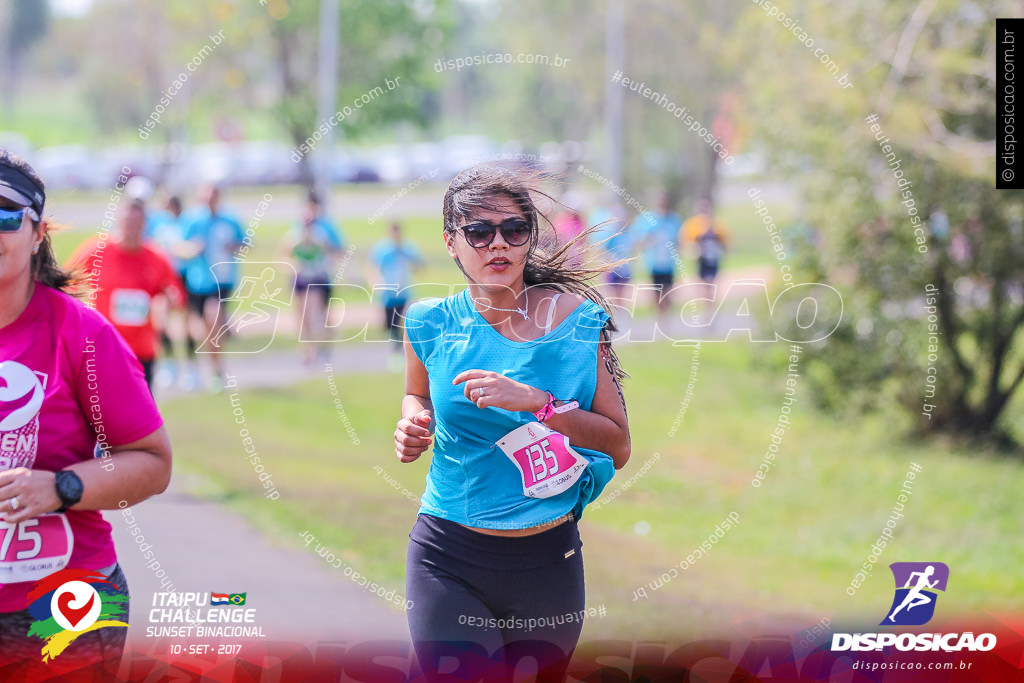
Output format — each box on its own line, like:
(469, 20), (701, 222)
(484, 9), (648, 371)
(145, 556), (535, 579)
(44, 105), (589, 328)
(0, 514), (74, 584)
(496, 422), (589, 499)
(110, 289), (151, 326)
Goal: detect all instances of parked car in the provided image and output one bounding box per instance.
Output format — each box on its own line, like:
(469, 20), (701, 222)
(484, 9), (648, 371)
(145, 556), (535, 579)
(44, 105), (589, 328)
(332, 152), (381, 183)
(97, 146), (161, 187)
(34, 146), (102, 190)
(440, 135), (498, 178)
(231, 141), (301, 185)
(187, 143), (233, 185)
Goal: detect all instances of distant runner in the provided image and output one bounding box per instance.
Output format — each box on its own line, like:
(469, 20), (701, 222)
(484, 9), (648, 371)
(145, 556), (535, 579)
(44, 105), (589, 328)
(68, 198), (184, 389)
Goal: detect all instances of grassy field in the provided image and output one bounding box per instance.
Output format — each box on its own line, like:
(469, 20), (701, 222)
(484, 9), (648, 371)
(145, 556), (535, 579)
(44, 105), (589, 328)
(47, 190), (777, 271)
(157, 340), (1024, 641)
(48, 185), (791, 351)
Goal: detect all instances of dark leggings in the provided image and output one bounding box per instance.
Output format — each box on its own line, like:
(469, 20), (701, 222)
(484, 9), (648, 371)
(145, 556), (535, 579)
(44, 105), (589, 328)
(406, 514), (585, 682)
(384, 302), (407, 342)
(139, 358), (155, 390)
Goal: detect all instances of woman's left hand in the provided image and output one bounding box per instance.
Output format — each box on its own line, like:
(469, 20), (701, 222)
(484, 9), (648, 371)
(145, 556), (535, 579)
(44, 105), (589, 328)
(453, 369), (547, 413)
(0, 468), (61, 524)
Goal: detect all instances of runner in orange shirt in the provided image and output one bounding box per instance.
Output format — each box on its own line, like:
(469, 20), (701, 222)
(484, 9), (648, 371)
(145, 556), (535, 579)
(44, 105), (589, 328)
(68, 199), (184, 389)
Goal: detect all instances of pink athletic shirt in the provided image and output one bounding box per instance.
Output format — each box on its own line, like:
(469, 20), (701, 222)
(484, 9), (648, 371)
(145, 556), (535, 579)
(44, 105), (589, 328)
(0, 283), (164, 612)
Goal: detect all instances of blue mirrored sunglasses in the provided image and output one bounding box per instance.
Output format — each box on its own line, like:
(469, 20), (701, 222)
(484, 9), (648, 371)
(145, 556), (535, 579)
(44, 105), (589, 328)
(0, 208), (27, 232)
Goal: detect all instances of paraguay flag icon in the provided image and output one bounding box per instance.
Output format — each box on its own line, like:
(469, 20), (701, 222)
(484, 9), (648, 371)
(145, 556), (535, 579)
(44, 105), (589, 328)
(881, 562), (949, 626)
(211, 592), (246, 606)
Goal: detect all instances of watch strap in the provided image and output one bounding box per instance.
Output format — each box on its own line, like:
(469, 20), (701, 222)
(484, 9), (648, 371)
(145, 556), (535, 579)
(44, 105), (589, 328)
(533, 391), (579, 423)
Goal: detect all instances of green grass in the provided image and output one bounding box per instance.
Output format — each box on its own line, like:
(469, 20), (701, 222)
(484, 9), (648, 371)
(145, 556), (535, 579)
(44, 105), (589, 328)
(0, 80), (285, 148)
(0, 82), (98, 148)
(156, 341), (1024, 639)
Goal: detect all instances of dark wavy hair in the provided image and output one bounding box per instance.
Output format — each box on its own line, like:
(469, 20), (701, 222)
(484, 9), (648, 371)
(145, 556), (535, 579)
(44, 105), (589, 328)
(442, 163), (628, 379)
(0, 150), (76, 292)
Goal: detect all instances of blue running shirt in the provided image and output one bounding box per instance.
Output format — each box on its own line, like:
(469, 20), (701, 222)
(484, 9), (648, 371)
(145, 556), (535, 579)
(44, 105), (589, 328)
(406, 288), (616, 529)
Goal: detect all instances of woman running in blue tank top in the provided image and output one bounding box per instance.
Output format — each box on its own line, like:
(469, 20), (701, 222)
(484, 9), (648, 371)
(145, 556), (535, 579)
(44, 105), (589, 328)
(395, 164), (631, 681)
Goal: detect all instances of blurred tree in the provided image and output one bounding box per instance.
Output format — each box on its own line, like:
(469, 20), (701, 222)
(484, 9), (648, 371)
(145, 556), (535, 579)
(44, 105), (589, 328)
(50, 0), (451, 159)
(624, 0), (746, 208)
(463, 0), (746, 214)
(740, 0), (1024, 447)
(248, 0), (454, 184)
(2, 0), (50, 115)
(77, 1), (164, 137)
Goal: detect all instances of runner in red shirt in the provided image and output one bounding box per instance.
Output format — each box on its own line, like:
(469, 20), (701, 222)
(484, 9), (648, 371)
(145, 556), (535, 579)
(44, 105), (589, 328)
(68, 199), (184, 388)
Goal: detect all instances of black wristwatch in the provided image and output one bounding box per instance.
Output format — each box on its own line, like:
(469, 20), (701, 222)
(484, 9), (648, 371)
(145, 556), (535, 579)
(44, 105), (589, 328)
(55, 470), (84, 512)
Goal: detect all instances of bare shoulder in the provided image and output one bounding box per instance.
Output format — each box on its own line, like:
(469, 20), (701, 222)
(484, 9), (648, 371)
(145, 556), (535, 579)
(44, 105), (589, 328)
(559, 291), (588, 314)
(532, 287), (589, 330)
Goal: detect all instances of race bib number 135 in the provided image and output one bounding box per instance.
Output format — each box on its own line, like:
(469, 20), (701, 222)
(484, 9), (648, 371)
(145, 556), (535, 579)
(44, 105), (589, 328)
(497, 422), (589, 499)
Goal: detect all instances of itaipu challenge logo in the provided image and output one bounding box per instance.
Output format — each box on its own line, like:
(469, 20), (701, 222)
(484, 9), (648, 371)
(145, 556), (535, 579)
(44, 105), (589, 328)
(25, 568), (128, 661)
(881, 561), (949, 626)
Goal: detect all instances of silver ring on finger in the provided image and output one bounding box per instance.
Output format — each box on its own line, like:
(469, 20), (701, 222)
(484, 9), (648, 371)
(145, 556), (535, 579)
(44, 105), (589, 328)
(10, 496), (19, 511)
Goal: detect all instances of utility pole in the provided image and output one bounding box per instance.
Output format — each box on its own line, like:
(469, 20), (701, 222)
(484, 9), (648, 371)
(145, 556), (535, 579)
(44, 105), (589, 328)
(315, 0), (339, 206)
(604, 0), (625, 188)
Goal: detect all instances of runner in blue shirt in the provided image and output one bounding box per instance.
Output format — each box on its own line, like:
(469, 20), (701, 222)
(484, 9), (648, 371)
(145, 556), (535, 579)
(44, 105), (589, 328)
(630, 193), (681, 329)
(370, 222), (423, 364)
(305, 189), (345, 253)
(589, 198), (634, 299)
(148, 195), (190, 388)
(181, 185), (244, 391)
(395, 165), (631, 680)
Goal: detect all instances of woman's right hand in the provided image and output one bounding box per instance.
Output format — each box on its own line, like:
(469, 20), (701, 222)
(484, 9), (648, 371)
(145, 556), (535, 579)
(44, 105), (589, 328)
(394, 409), (433, 462)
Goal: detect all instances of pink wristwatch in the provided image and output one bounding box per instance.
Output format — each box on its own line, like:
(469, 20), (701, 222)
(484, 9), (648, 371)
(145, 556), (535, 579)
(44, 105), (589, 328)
(533, 391), (579, 423)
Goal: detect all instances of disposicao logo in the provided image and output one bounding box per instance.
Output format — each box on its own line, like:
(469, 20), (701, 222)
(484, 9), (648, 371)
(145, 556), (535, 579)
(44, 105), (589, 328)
(25, 568), (128, 661)
(832, 562), (996, 653)
(882, 562), (948, 626)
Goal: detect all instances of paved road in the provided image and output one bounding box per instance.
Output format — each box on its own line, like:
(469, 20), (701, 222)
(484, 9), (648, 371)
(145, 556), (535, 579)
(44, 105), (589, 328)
(156, 340), (395, 399)
(112, 338), (407, 648)
(110, 479), (410, 648)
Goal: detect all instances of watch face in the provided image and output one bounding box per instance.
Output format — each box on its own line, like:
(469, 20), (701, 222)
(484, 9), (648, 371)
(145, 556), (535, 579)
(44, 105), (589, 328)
(57, 471), (84, 504)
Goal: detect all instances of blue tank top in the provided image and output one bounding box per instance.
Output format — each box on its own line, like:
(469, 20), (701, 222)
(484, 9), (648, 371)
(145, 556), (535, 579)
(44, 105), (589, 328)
(406, 288), (616, 529)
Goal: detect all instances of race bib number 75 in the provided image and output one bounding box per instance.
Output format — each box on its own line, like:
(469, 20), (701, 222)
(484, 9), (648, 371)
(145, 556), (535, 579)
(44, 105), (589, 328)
(0, 514), (74, 584)
(497, 422), (589, 499)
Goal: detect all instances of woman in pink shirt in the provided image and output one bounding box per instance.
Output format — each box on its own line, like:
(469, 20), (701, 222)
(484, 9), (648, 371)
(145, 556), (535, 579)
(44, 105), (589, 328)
(0, 151), (172, 671)
(553, 196), (586, 268)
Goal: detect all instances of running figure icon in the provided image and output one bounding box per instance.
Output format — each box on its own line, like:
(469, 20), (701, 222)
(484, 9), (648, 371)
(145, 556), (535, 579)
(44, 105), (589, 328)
(887, 565), (938, 622)
(201, 264), (293, 351)
(880, 561), (949, 626)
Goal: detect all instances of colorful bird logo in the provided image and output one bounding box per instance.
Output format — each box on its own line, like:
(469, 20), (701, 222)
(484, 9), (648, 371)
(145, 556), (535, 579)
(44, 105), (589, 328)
(25, 568), (128, 661)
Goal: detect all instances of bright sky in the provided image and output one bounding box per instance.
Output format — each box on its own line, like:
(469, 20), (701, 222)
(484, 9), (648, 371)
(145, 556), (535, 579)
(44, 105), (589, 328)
(50, 0), (94, 18)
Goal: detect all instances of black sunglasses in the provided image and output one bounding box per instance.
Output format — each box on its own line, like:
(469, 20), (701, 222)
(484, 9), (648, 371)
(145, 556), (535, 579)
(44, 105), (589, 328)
(457, 218), (532, 248)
